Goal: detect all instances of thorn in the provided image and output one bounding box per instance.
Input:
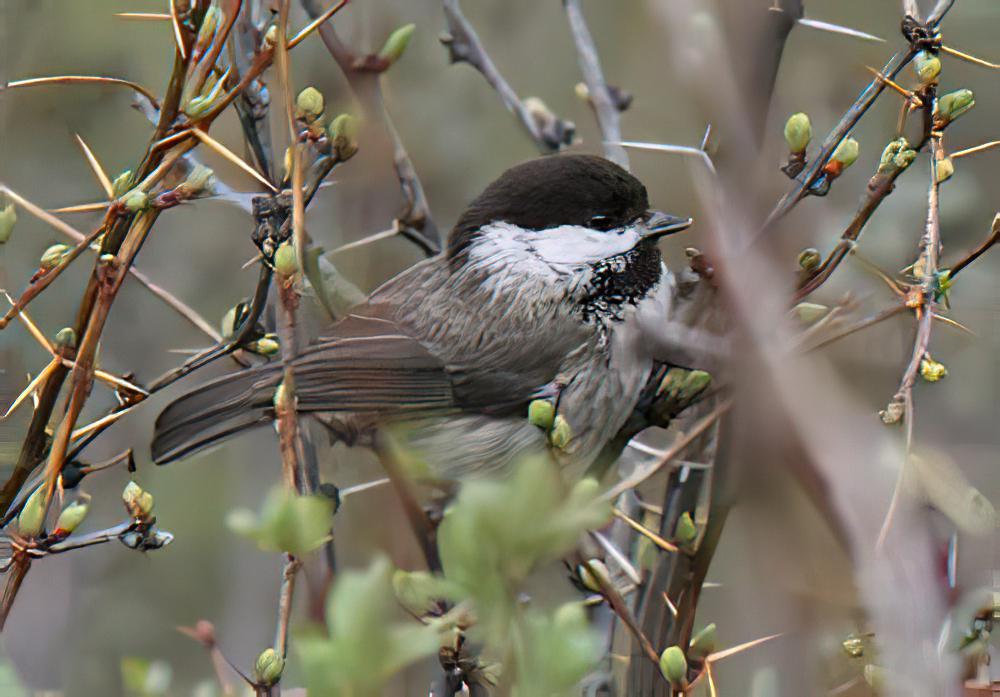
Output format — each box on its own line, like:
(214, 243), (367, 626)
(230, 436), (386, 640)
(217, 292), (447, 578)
(339, 478), (391, 498)
(797, 18), (885, 43)
(188, 129), (278, 193)
(4, 75), (160, 107)
(74, 134), (114, 199)
(932, 313), (976, 336)
(327, 227), (399, 256)
(612, 507), (680, 553)
(707, 633), (784, 663)
(865, 66), (923, 108)
(49, 202), (110, 214)
(591, 530), (643, 586)
(941, 45), (1000, 70)
(614, 140), (717, 175)
(114, 12), (171, 21)
(288, 0), (351, 49)
(70, 407), (136, 441)
(950, 141), (1000, 160)
(3, 359), (60, 419)
(169, 0), (187, 59)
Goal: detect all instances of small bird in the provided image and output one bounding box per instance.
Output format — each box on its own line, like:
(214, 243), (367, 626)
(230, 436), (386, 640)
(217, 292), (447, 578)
(152, 154), (704, 479)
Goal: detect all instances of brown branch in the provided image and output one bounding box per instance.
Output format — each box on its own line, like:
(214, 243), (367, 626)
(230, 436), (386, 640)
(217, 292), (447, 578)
(303, 0), (441, 255)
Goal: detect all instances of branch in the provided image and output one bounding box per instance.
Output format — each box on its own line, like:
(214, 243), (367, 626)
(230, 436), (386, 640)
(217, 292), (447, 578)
(562, 0), (628, 167)
(441, 0), (575, 152)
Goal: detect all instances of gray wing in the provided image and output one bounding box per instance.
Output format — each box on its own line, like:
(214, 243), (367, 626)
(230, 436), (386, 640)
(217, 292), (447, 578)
(151, 304), (541, 464)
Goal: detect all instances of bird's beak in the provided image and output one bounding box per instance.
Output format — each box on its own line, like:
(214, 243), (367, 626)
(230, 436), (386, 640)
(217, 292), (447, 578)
(642, 210), (693, 240)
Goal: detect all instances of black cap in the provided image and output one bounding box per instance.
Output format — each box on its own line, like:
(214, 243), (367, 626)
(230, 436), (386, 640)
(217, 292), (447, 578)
(448, 154), (651, 260)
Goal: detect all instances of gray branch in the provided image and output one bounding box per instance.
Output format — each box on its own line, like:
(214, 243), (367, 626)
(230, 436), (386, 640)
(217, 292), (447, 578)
(441, 0), (576, 152)
(563, 0), (629, 168)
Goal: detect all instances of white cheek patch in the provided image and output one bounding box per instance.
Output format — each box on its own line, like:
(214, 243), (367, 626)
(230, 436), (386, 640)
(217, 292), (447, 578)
(471, 222), (642, 269)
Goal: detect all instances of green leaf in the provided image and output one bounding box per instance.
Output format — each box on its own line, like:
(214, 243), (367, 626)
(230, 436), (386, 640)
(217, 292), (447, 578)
(298, 556), (439, 697)
(512, 603), (602, 697)
(227, 488), (332, 556)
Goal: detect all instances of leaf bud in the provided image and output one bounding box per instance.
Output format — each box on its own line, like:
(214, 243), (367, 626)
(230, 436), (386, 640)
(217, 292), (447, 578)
(254, 648), (285, 686)
(111, 170), (133, 197)
(659, 645), (688, 688)
(17, 486), (47, 538)
(831, 137), (860, 169)
(527, 399), (555, 431)
(797, 247), (821, 272)
(914, 51), (941, 84)
(295, 86), (325, 123)
(248, 334), (280, 357)
(327, 114), (359, 161)
(674, 511), (697, 546)
(54, 327), (77, 350)
(794, 302), (829, 325)
(378, 24), (416, 66)
(878, 138), (916, 175)
(54, 499), (89, 537)
(688, 623), (717, 660)
(919, 355), (947, 382)
(935, 89), (975, 127)
(577, 558), (610, 593)
(0, 203), (16, 245)
(783, 112), (812, 154)
(122, 189), (149, 213)
(40, 243), (71, 269)
(549, 414), (572, 450)
(935, 156), (955, 183)
(273, 242), (298, 277)
(122, 481), (154, 519)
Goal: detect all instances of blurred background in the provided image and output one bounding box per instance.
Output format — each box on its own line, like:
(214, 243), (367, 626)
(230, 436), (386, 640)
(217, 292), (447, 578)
(1, 0), (997, 694)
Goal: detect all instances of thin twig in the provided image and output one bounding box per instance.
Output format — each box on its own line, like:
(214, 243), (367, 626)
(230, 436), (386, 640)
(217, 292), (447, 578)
(563, 0), (628, 167)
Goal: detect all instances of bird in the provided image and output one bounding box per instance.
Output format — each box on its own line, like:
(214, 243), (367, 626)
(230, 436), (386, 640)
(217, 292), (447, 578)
(151, 153), (707, 480)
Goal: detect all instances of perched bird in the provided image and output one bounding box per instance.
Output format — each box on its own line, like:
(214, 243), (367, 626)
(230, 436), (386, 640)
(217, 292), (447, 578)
(152, 154), (707, 479)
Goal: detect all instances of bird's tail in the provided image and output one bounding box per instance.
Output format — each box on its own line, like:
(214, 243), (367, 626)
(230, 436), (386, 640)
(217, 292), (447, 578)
(151, 364), (282, 464)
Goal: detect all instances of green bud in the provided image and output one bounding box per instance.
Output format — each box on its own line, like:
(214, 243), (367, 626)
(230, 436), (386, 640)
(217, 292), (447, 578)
(573, 82), (590, 102)
(831, 137), (860, 169)
(798, 247), (821, 272)
(263, 24), (279, 49)
(54, 327), (77, 350)
(577, 558), (610, 593)
(122, 481), (154, 519)
(40, 243), (71, 269)
(248, 334), (280, 357)
(688, 623), (717, 660)
(783, 112), (812, 153)
(935, 157), (955, 183)
(253, 648), (284, 686)
(794, 302), (829, 324)
(273, 242), (298, 276)
(658, 645), (688, 687)
(17, 486), (47, 538)
(527, 399), (555, 431)
(841, 634), (865, 658)
(392, 569), (440, 615)
(936, 89), (975, 126)
(122, 189), (149, 213)
(193, 5), (222, 56)
(878, 138), (916, 174)
(674, 511), (697, 546)
(295, 86), (325, 123)
(550, 415), (572, 450)
(678, 370), (712, 403)
(914, 51), (941, 83)
(54, 500), (89, 536)
(920, 356), (947, 382)
(180, 164), (215, 197)
(327, 114), (359, 161)
(378, 23), (416, 66)
(111, 170), (133, 197)
(0, 203), (16, 245)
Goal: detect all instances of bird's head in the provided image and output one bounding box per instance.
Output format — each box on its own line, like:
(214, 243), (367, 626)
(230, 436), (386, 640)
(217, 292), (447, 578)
(447, 154), (691, 271)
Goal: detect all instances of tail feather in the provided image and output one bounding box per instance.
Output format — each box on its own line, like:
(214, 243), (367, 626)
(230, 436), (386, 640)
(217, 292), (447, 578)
(152, 364), (281, 464)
